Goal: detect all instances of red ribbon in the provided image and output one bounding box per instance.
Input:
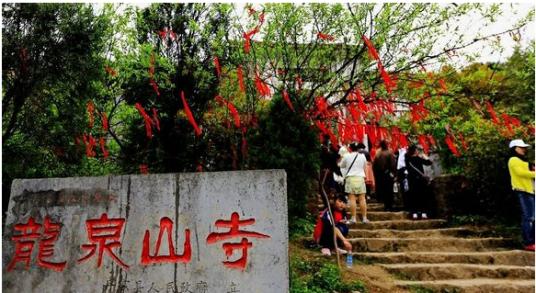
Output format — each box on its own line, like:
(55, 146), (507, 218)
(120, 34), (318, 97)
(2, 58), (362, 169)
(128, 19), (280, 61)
(445, 135), (461, 157)
(105, 66), (117, 76)
(237, 66), (246, 93)
(377, 61), (395, 93)
(418, 134), (430, 153)
(140, 165), (149, 174)
(100, 137), (109, 159)
(458, 132), (468, 151)
(150, 77), (160, 96)
(152, 107), (160, 131)
(215, 95), (240, 128)
(135, 103), (155, 138)
(317, 32), (334, 41)
(181, 91), (202, 136)
(88, 101), (95, 128)
(426, 135), (436, 148)
(213, 56), (221, 77)
(282, 90), (295, 113)
(438, 78), (448, 92)
(294, 76), (303, 92)
(259, 12), (265, 25)
(419, 62), (427, 72)
(100, 112), (108, 132)
(243, 26), (259, 53)
(362, 34), (379, 60)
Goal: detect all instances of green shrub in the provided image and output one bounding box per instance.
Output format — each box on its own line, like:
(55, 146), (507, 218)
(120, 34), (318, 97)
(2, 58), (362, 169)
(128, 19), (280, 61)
(249, 95), (320, 228)
(290, 255), (367, 293)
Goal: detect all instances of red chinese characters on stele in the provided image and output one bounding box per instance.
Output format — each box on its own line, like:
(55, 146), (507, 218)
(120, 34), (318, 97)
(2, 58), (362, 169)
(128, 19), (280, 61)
(206, 212), (270, 270)
(141, 217), (191, 265)
(77, 213), (129, 269)
(8, 216), (67, 271)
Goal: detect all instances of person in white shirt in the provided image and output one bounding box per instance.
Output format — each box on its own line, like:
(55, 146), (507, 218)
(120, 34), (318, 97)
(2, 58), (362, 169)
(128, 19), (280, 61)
(339, 142), (369, 223)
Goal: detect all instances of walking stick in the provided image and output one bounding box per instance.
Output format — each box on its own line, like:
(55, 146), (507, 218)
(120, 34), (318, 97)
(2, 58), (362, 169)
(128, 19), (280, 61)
(318, 175), (341, 268)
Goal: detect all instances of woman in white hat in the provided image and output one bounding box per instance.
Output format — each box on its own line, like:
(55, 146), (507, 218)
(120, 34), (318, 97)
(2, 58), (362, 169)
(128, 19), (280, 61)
(508, 139), (535, 251)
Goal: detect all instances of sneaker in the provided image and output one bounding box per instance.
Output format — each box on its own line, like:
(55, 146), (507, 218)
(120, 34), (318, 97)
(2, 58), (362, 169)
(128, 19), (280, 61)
(335, 248), (348, 255)
(524, 244), (535, 252)
(412, 213), (418, 221)
(421, 213), (428, 220)
(348, 218), (357, 224)
(321, 248), (332, 256)
(362, 218), (370, 224)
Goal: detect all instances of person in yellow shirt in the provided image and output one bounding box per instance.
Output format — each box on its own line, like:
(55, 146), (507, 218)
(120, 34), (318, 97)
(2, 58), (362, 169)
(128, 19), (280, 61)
(508, 139), (535, 251)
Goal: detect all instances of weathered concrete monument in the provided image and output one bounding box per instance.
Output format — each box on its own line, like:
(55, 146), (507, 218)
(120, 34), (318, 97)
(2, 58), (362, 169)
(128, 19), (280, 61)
(2, 170), (288, 293)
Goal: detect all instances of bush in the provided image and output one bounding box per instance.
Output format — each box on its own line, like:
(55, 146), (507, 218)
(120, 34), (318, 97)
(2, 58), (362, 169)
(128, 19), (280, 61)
(290, 255), (367, 293)
(439, 117), (534, 219)
(249, 94), (320, 227)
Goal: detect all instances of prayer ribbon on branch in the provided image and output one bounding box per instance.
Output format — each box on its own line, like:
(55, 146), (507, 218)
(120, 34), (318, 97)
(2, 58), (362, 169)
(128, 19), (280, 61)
(243, 26), (259, 53)
(445, 135), (461, 157)
(140, 165), (149, 174)
(100, 112), (108, 132)
(181, 91), (202, 136)
(237, 66), (246, 93)
(317, 32), (334, 41)
(426, 135), (437, 149)
(458, 132), (468, 151)
(88, 101), (95, 128)
(418, 134), (430, 153)
(215, 95), (241, 128)
(152, 107), (160, 131)
(135, 103), (155, 138)
(502, 113), (514, 135)
(377, 61), (396, 93)
(150, 78), (160, 96)
(214, 56), (221, 77)
(362, 34), (380, 61)
(282, 90), (295, 113)
(100, 137), (109, 159)
(438, 78), (448, 93)
(486, 101), (500, 124)
(105, 66), (117, 76)
(294, 75), (303, 93)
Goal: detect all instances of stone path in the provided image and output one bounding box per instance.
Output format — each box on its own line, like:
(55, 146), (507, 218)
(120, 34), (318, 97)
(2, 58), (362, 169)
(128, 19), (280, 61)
(318, 200), (535, 293)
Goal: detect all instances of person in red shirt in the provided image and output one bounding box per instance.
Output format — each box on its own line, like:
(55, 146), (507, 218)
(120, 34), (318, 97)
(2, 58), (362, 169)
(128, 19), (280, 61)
(314, 194), (352, 256)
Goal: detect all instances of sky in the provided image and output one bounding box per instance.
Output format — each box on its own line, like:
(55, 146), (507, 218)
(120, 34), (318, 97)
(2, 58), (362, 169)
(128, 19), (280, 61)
(121, 2), (534, 65)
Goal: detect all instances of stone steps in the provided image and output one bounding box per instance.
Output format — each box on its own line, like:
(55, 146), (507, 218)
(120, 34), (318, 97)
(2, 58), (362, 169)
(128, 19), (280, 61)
(347, 227), (483, 238)
(353, 250), (536, 266)
(381, 263), (535, 280)
(395, 279), (535, 293)
(348, 237), (513, 253)
(349, 219), (447, 230)
(317, 202), (386, 212)
(364, 211), (409, 221)
(314, 194), (535, 292)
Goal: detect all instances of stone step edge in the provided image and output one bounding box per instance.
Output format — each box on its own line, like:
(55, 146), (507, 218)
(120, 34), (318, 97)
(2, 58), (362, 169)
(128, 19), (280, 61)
(350, 219), (447, 224)
(381, 263), (536, 270)
(349, 227), (479, 233)
(353, 250), (532, 256)
(348, 237), (510, 241)
(395, 278), (536, 286)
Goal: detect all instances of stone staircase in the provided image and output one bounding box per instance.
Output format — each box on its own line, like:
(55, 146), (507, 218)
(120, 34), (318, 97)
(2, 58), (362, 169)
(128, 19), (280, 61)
(318, 200), (535, 293)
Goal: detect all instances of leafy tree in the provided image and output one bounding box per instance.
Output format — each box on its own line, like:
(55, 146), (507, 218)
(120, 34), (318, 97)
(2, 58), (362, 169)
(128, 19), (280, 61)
(249, 95), (320, 219)
(2, 3), (117, 211)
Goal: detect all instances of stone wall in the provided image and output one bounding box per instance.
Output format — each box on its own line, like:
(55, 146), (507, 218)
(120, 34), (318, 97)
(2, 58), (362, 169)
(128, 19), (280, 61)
(2, 170), (288, 293)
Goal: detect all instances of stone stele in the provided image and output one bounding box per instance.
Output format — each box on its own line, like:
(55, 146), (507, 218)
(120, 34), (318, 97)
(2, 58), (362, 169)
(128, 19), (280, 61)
(2, 170), (288, 293)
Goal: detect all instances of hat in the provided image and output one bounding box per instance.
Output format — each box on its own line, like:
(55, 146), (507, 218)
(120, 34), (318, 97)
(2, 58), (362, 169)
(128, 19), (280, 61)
(509, 139), (531, 149)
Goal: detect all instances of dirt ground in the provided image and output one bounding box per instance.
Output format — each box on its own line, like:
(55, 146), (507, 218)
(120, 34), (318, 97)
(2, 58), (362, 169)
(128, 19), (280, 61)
(290, 241), (411, 293)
